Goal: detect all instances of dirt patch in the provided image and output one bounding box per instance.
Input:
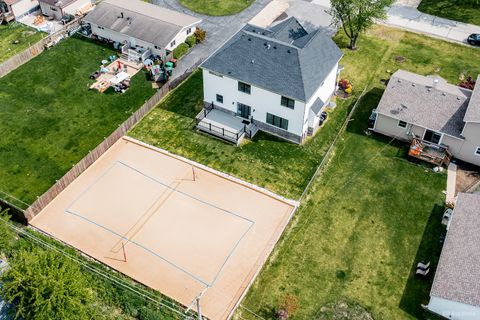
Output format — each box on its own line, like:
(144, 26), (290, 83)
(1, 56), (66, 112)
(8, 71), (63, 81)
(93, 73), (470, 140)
(366, 25), (405, 42)
(455, 161), (480, 194)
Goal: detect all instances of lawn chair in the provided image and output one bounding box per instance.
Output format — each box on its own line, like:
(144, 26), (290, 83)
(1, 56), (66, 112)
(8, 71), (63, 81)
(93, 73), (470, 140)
(416, 268), (430, 276)
(417, 261), (430, 270)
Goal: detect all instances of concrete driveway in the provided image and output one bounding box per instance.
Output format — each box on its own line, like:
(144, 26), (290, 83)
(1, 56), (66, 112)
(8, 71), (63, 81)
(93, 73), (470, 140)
(152, 0), (272, 79)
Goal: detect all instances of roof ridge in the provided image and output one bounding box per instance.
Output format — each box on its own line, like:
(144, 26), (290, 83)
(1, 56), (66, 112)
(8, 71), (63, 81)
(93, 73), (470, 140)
(242, 30), (301, 49)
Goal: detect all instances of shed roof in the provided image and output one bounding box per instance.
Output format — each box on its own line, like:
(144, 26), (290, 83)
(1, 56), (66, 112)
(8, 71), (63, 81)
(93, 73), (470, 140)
(376, 70), (472, 138)
(84, 0), (201, 48)
(201, 17), (343, 102)
(464, 76), (480, 123)
(430, 193), (480, 307)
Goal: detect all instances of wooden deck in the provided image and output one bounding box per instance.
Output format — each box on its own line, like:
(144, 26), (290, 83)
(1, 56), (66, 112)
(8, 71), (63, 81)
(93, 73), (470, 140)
(408, 138), (452, 166)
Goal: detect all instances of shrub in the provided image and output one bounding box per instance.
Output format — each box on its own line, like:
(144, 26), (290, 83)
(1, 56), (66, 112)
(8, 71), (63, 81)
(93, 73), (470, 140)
(194, 28), (206, 43)
(0, 209), (16, 255)
(185, 35), (196, 48)
(173, 43), (190, 59)
(459, 76), (476, 90)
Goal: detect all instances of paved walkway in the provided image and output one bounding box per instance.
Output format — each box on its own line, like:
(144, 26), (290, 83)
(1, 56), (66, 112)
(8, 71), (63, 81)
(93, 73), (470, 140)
(152, 0), (271, 80)
(385, 1), (480, 45)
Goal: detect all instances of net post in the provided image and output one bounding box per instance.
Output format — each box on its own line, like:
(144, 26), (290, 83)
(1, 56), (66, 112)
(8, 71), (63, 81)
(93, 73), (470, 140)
(196, 297), (202, 320)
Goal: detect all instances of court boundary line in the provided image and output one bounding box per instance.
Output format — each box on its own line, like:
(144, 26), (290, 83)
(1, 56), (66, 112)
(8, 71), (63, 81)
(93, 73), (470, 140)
(64, 161), (255, 288)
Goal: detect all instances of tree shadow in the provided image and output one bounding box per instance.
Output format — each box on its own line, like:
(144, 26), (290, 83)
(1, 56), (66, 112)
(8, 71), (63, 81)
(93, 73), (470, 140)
(399, 204), (446, 320)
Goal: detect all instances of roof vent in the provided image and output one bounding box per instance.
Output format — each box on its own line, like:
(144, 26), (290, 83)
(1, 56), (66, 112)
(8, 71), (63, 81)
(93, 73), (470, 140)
(120, 12), (124, 18)
(427, 87), (432, 92)
(252, 29), (256, 33)
(287, 49), (291, 53)
(273, 45), (277, 49)
(442, 92), (446, 96)
(412, 83), (415, 87)
(267, 44), (271, 49)
(433, 78), (439, 88)
(251, 60), (255, 64)
(248, 38), (251, 41)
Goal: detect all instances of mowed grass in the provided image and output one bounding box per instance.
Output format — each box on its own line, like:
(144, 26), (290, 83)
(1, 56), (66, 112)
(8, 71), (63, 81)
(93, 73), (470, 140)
(235, 26), (480, 320)
(0, 23), (44, 63)
(178, 0), (254, 16)
(0, 36), (154, 207)
(129, 72), (358, 200)
(418, 0), (480, 26)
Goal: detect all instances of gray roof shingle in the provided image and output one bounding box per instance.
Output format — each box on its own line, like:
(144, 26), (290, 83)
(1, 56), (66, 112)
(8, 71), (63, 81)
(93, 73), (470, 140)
(430, 193), (480, 307)
(201, 18), (343, 102)
(376, 70), (472, 138)
(84, 0), (200, 48)
(464, 76), (480, 123)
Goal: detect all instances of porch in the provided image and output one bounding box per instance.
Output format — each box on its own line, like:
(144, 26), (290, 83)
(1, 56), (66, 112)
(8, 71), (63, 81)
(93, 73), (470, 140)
(121, 44), (151, 62)
(196, 107), (257, 145)
(408, 138), (452, 167)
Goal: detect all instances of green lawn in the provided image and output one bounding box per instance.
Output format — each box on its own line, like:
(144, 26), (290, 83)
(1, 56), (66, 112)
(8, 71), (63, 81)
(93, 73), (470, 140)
(233, 26), (480, 320)
(418, 0), (480, 26)
(0, 23), (43, 63)
(0, 36), (155, 207)
(129, 72), (356, 200)
(178, 0), (255, 16)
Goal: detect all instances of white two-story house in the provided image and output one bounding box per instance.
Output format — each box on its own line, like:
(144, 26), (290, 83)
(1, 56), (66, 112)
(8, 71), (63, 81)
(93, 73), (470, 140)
(197, 17), (343, 144)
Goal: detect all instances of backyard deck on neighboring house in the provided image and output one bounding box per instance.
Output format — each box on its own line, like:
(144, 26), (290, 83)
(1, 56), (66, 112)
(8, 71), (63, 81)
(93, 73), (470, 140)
(408, 138), (452, 166)
(196, 107), (257, 144)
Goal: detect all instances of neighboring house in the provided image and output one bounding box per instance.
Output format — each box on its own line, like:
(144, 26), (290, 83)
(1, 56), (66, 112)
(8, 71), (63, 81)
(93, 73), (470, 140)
(198, 17), (343, 144)
(427, 193), (480, 319)
(372, 70), (480, 167)
(38, 0), (91, 20)
(0, 0), (39, 22)
(83, 0), (201, 60)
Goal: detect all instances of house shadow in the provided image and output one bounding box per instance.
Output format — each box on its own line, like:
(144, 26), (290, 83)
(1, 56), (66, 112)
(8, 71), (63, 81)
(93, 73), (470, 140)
(345, 86), (383, 136)
(399, 204), (446, 320)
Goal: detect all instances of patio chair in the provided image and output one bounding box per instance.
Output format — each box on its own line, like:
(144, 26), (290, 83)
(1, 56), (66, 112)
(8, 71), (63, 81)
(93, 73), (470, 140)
(416, 268), (430, 276)
(417, 261), (430, 270)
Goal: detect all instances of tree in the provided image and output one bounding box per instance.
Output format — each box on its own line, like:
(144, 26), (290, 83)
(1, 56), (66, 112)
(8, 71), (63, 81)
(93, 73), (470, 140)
(1, 247), (100, 320)
(0, 209), (16, 255)
(329, 0), (393, 50)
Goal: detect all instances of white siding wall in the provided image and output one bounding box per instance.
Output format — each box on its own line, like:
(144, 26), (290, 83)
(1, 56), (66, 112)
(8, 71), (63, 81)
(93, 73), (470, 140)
(39, 1), (62, 19)
(165, 25), (197, 51)
(64, 0), (91, 15)
(89, 23), (165, 57)
(428, 296), (480, 319)
(374, 113), (480, 166)
(202, 69), (307, 137)
(457, 122), (480, 166)
(11, 0), (39, 19)
(305, 63), (339, 131)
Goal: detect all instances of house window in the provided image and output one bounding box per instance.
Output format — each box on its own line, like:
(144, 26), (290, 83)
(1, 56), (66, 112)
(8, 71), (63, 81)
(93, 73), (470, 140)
(475, 147), (480, 156)
(238, 81), (251, 94)
(216, 94), (223, 103)
(266, 113), (289, 130)
(186, 28), (192, 35)
(170, 40), (176, 47)
(398, 120), (407, 128)
(281, 96), (295, 109)
(423, 129), (442, 144)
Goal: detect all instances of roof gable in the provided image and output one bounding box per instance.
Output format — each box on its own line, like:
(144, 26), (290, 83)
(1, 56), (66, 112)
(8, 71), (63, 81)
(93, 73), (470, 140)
(201, 19), (342, 102)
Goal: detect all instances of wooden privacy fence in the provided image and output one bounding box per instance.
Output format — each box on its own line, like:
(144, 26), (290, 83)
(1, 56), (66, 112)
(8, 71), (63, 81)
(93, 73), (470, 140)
(24, 61), (202, 221)
(0, 40), (45, 78)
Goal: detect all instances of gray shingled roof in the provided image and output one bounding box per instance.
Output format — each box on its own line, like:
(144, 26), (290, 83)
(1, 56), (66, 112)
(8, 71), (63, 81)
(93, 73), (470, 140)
(269, 17), (308, 43)
(201, 18), (343, 102)
(430, 193), (480, 307)
(84, 0), (200, 48)
(311, 97), (325, 115)
(376, 70), (472, 138)
(464, 76), (480, 123)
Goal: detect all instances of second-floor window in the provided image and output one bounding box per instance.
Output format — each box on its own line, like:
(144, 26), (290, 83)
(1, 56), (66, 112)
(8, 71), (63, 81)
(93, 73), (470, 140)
(398, 120), (407, 128)
(238, 81), (251, 94)
(216, 94), (223, 103)
(281, 96), (295, 109)
(170, 40), (176, 47)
